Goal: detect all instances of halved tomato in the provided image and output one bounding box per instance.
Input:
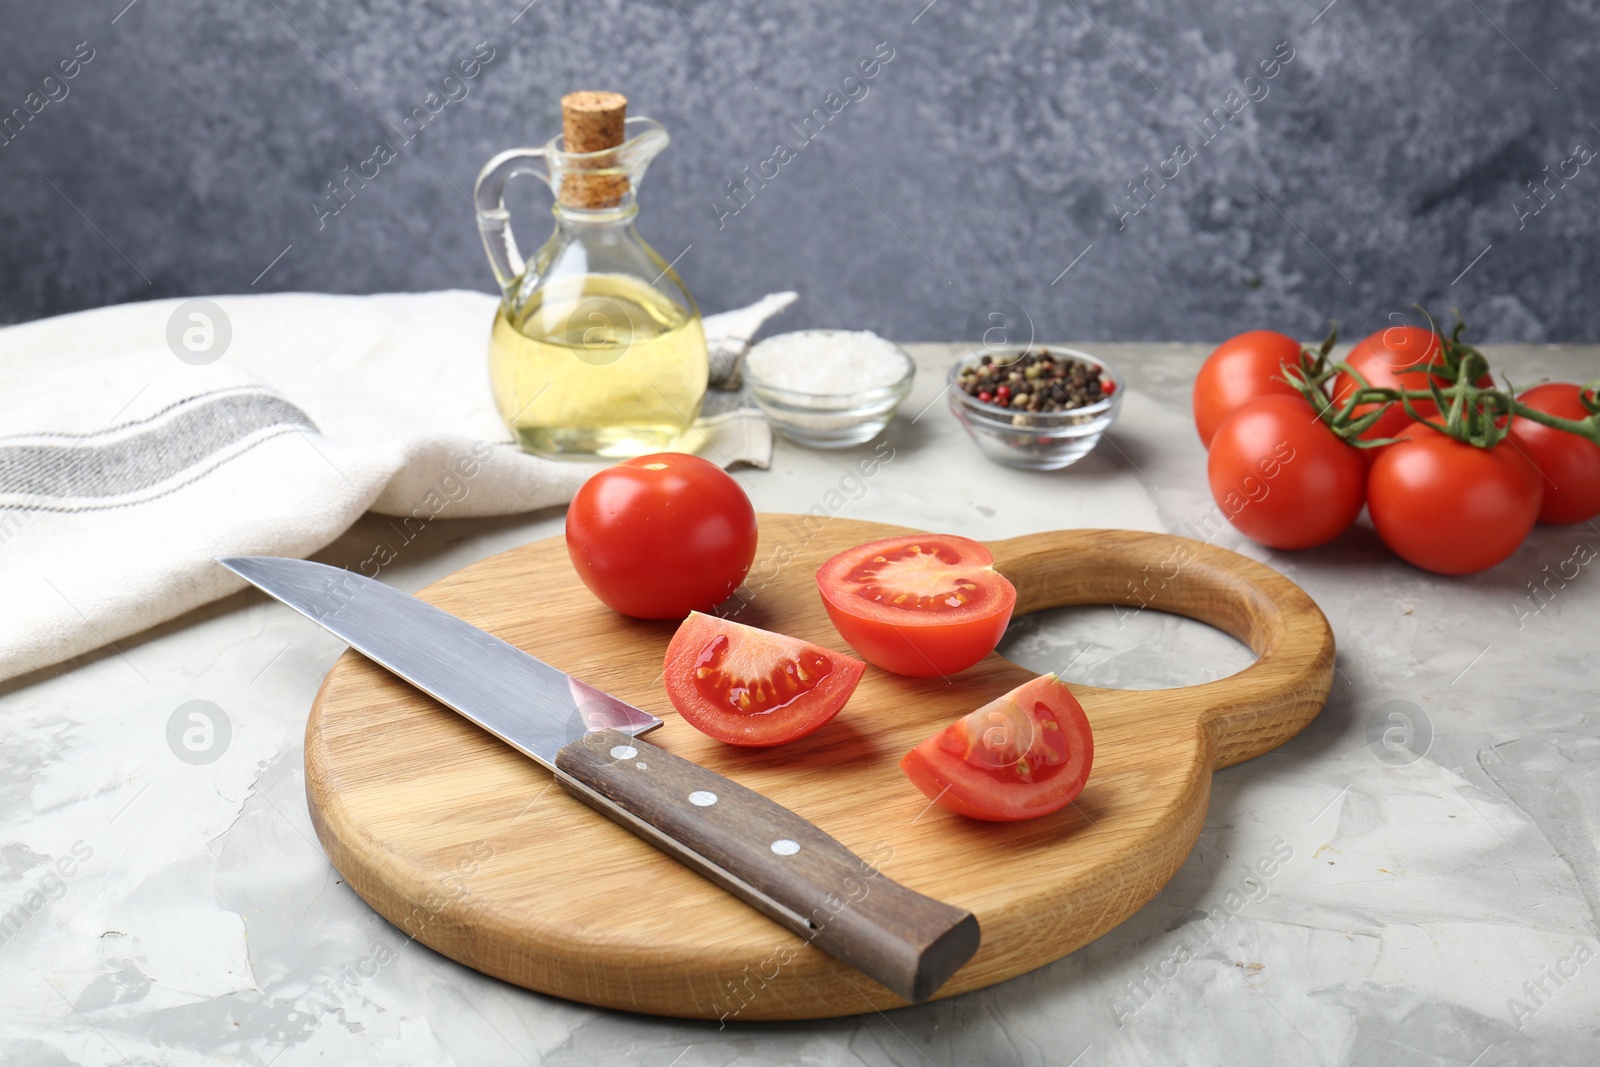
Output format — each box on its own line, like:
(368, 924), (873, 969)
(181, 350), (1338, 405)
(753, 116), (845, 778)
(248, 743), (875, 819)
(901, 674), (1093, 822)
(663, 612), (865, 746)
(816, 534), (1016, 678)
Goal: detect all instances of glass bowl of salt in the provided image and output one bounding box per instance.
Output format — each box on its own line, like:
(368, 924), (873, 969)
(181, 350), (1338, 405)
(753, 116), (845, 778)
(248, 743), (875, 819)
(743, 330), (916, 448)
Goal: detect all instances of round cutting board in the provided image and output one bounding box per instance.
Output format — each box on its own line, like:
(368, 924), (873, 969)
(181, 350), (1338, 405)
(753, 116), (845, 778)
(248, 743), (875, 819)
(304, 516), (1333, 1020)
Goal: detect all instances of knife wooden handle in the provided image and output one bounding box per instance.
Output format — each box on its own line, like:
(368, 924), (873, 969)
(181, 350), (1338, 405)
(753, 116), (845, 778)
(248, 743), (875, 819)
(554, 728), (980, 1003)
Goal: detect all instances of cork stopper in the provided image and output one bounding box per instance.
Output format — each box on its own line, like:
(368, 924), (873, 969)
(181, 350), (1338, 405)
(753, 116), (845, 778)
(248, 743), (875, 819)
(559, 91), (629, 210)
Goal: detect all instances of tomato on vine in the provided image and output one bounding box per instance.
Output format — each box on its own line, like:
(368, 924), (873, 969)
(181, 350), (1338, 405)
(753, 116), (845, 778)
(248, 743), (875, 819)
(1508, 383), (1600, 525)
(1209, 307), (1600, 568)
(1329, 326), (1457, 442)
(1206, 395), (1367, 549)
(1367, 433), (1543, 575)
(1192, 330), (1314, 448)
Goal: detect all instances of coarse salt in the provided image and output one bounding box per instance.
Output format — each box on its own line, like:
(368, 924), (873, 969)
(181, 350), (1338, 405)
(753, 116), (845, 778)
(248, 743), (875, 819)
(745, 330), (908, 394)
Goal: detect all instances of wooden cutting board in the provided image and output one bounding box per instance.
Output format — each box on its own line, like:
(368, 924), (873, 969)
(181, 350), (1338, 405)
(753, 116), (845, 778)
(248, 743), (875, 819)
(304, 515), (1333, 1020)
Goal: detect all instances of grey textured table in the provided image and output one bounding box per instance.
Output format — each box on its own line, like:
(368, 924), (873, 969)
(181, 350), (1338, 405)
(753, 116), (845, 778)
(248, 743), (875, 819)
(3, 344), (1596, 1066)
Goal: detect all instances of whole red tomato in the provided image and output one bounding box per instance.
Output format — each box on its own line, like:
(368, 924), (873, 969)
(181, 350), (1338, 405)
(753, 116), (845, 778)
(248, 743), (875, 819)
(1329, 325), (1489, 443)
(566, 453), (758, 619)
(1507, 383), (1600, 525)
(1193, 330), (1311, 447)
(1367, 434), (1542, 574)
(1206, 395), (1367, 549)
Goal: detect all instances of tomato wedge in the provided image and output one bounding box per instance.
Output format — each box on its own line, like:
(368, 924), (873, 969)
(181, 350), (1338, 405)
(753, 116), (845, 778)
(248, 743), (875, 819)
(901, 674), (1093, 822)
(663, 612), (865, 746)
(816, 534), (1016, 677)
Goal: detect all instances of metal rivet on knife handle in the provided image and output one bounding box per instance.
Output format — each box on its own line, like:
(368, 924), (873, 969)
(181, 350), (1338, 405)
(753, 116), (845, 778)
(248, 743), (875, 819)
(554, 729), (981, 1003)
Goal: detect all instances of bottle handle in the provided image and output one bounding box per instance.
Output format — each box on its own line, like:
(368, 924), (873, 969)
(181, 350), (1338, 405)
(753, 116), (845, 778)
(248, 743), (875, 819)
(474, 147), (551, 294)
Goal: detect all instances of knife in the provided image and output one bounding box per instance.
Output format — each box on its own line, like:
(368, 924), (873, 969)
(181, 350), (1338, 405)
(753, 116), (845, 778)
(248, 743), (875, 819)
(219, 556), (980, 1003)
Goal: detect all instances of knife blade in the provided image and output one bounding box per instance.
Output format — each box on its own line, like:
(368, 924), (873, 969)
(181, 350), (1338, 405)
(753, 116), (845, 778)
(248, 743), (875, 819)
(219, 555), (980, 1003)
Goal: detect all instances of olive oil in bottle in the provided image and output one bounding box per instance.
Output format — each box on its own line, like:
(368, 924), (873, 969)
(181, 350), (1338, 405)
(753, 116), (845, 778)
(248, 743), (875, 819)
(489, 272), (707, 457)
(473, 91), (709, 460)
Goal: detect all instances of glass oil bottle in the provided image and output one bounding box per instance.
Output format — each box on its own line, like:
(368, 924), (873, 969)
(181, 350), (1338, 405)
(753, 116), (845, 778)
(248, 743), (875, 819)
(474, 91), (707, 459)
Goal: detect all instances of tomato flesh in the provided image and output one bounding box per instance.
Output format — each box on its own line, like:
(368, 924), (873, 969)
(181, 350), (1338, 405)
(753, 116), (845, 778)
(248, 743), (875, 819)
(901, 674), (1093, 822)
(1508, 383), (1600, 525)
(690, 633), (835, 714)
(816, 535), (1016, 677)
(664, 612), (864, 746)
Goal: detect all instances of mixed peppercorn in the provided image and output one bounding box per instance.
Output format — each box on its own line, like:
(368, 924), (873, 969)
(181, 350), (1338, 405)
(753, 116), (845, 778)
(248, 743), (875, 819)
(957, 347), (1116, 412)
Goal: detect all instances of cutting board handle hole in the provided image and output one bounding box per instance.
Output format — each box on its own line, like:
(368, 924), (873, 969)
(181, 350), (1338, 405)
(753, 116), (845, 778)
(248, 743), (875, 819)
(999, 605), (1255, 691)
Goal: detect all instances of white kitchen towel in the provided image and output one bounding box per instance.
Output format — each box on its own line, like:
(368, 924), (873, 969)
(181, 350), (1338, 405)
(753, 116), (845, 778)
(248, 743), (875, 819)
(0, 289), (796, 683)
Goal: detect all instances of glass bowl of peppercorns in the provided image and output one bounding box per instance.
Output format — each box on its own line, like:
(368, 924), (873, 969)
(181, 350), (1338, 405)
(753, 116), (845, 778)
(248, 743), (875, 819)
(947, 346), (1122, 470)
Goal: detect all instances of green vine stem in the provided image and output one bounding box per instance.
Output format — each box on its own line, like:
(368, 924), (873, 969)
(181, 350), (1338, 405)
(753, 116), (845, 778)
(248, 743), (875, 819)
(1281, 308), (1600, 449)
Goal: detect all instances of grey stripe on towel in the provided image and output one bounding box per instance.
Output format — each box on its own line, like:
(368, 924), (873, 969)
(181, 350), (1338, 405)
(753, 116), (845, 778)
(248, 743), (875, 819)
(0, 392), (316, 501)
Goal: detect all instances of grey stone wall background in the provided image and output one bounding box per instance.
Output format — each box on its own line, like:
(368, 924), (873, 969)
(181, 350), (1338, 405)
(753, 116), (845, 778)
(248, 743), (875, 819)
(1, 0), (1596, 342)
